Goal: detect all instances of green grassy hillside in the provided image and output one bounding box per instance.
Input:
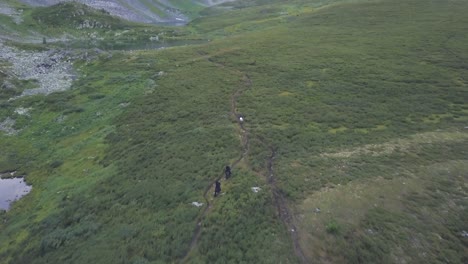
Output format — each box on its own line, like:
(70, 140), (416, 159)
(1, 0), (467, 263)
(28, 2), (127, 29)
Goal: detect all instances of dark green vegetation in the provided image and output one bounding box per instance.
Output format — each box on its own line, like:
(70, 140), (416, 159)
(29, 2), (125, 29)
(1, 0), (467, 263)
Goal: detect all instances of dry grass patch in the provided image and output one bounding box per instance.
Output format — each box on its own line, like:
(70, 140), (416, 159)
(295, 160), (468, 263)
(321, 130), (468, 158)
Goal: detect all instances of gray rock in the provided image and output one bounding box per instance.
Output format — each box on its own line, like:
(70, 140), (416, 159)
(191, 202), (203, 207)
(461, 230), (468, 238)
(14, 107), (31, 116)
(251, 187), (261, 193)
(0, 3), (23, 24)
(1, 80), (15, 90)
(0, 117), (19, 135)
(0, 42), (75, 99)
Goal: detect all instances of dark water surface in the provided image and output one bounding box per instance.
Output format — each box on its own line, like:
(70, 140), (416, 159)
(62, 39), (208, 51)
(0, 176), (32, 211)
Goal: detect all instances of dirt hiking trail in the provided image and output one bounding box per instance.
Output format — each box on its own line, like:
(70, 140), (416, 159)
(181, 52), (307, 263)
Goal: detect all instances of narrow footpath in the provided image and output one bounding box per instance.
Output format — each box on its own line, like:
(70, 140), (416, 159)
(181, 53), (308, 263)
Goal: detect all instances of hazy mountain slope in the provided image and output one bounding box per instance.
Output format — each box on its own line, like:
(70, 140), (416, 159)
(17, 0), (236, 24)
(29, 2), (128, 29)
(0, 1), (195, 46)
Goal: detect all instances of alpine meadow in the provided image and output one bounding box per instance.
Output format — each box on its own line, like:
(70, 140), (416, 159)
(0, 0), (467, 263)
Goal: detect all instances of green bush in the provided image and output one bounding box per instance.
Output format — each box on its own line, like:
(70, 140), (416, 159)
(326, 220), (341, 235)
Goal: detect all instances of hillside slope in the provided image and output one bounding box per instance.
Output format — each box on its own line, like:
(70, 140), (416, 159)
(18, 0), (236, 24)
(0, 0), (467, 263)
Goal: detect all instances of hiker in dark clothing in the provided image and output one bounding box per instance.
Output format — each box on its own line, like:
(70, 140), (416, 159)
(225, 165), (232, 179)
(214, 180), (221, 197)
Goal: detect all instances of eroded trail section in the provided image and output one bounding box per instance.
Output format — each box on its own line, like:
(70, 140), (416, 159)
(267, 149), (308, 264)
(231, 72), (308, 263)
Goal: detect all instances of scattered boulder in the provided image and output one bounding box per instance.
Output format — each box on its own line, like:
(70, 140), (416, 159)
(55, 115), (67, 123)
(14, 107), (31, 116)
(0, 3), (23, 24)
(461, 230), (468, 238)
(0, 42), (75, 98)
(0, 117), (19, 135)
(251, 187), (261, 193)
(119, 102), (130, 108)
(1, 80), (15, 90)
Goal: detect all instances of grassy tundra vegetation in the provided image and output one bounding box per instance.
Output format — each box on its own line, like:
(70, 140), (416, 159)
(0, 0), (467, 263)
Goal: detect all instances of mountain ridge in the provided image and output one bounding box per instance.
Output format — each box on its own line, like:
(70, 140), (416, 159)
(17, 0), (236, 24)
